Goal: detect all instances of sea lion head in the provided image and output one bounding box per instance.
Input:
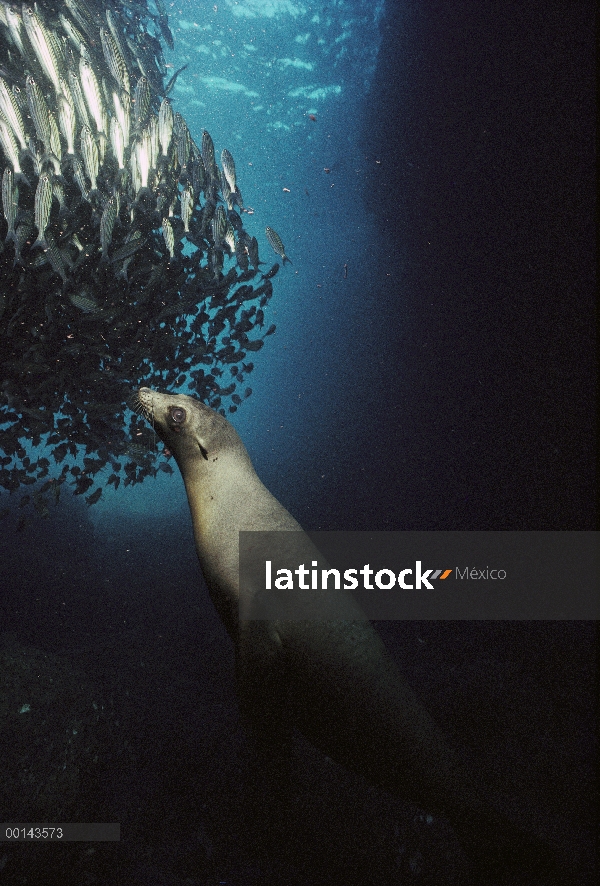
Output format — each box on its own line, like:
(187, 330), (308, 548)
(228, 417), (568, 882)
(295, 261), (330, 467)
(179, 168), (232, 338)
(133, 386), (244, 468)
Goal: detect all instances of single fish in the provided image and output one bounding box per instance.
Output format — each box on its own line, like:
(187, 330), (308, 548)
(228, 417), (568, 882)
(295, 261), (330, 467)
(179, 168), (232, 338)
(43, 231), (68, 284)
(162, 217), (174, 258)
(100, 27), (130, 94)
(59, 12), (86, 54)
(71, 155), (90, 201)
(21, 6), (61, 92)
(5, 6), (26, 58)
(191, 152), (206, 196)
(223, 221), (236, 255)
(105, 8), (131, 76)
(67, 69), (91, 131)
(221, 148), (237, 193)
(265, 226), (292, 265)
(0, 118), (27, 180)
(14, 217), (33, 264)
(109, 116), (125, 169)
(112, 89), (130, 149)
(247, 235), (261, 269)
(110, 229), (144, 263)
(86, 487), (102, 506)
(158, 98), (173, 157)
(100, 196), (118, 260)
(133, 76), (151, 132)
(155, 0), (175, 50)
(261, 262), (280, 280)
(133, 131), (151, 193)
(0, 76), (28, 149)
(80, 126), (99, 191)
(164, 63), (188, 97)
(69, 291), (100, 313)
(201, 129), (217, 178)
(180, 183), (194, 233)
(2, 166), (18, 243)
(235, 237), (249, 272)
(175, 114), (191, 169)
(79, 56), (107, 135)
(33, 172), (53, 249)
(52, 179), (66, 214)
(65, 0), (97, 41)
(25, 75), (50, 148)
(47, 111), (61, 162)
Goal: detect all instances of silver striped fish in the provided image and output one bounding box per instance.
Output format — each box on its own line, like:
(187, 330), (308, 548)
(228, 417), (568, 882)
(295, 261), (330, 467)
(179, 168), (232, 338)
(110, 229), (143, 263)
(33, 172), (53, 249)
(100, 27), (130, 94)
(221, 148), (236, 193)
(223, 221), (236, 255)
(44, 231), (68, 284)
(133, 131), (151, 193)
(176, 121), (191, 170)
(65, 0), (97, 41)
(191, 152), (206, 198)
(57, 93), (76, 156)
(2, 166), (18, 242)
(265, 226), (292, 265)
(201, 129), (217, 178)
(158, 98), (173, 157)
(147, 115), (159, 168)
(0, 77), (28, 150)
(14, 217), (33, 264)
(5, 6), (26, 58)
(162, 217), (174, 259)
(72, 156), (90, 201)
(59, 12), (86, 54)
(21, 6), (62, 93)
(133, 76), (150, 132)
(52, 179), (66, 213)
(70, 291), (101, 313)
(25, 75), (50, 149)
(79, 56), (106, 135)
(0, 119), (26, 179)
(80, 126), (99, 192)
(211, 204), (228, 248)
(109, 117), (125, 170)
(100, 196), (118, 259)
(68, 69), (91, 131)
(112, 90), (130, 149)
(180, 184), (194, 233)
(48, 111), (61, 161)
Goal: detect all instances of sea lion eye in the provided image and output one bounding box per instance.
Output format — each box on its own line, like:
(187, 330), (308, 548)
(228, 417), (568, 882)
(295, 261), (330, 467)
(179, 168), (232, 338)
(170, 406), (186, 423)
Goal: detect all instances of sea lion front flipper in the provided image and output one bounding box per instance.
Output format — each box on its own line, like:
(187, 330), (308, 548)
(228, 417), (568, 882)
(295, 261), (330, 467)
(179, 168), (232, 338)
(235, 620), (292, 755)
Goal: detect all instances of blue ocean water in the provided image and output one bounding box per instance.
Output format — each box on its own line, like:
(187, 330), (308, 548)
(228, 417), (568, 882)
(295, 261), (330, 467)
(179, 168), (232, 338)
(0, 2), (596, 884)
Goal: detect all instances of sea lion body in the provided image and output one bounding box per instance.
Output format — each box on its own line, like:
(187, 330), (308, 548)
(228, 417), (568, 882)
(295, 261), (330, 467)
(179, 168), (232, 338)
(135, 386), (559, 880)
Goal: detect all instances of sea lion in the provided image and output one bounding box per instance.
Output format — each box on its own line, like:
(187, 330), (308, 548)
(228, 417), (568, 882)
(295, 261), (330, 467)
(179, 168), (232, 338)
(133, 386), (560, 882)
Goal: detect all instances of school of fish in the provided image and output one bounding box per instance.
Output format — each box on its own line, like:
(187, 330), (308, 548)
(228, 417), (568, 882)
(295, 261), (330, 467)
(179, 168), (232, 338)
(0, 0), (291, 522)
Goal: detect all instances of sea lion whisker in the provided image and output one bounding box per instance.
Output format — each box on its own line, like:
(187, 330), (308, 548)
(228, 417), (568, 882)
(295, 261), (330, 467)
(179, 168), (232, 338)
(127, 391), (150, 420)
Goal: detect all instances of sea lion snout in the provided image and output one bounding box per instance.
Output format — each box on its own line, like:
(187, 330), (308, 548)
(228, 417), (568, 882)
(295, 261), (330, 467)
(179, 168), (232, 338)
(132, 387), (154, 421)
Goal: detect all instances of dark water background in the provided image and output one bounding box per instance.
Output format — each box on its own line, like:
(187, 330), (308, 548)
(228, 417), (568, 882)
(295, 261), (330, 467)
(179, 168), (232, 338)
(0, 2), (596, 884)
